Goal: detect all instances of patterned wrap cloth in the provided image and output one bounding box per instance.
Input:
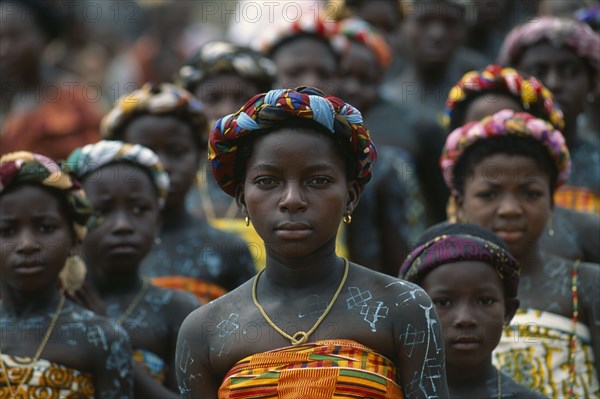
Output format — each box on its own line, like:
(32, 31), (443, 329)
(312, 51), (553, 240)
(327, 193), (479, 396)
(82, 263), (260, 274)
(175, 40), (277, 94)
(0, 355), (94, 398)
(398, 233), (520, 298)
(444, 64), (565, 131)
(332, 17), (392, 68)
(100, 82), (208, 143)
(209, 87), (377, 196)
(65, 140), (170, 209)
(0, 151), (92, 241)
(440, 109), (571, 194)
(133, 349), (166, 384)
(218, 339), (403, 399)
(497, 17), (600, 72)
(257, 16), (340, 55)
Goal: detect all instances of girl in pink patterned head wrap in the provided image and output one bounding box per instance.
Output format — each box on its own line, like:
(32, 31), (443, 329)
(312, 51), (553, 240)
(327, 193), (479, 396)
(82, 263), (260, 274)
(498, 16), (600, 216)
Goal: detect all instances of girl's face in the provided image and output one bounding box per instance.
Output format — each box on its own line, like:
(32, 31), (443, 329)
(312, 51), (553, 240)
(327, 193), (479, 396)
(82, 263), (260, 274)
(517, 42), (592, 124)
(422, 261), (515, 370)
(273, 37), (339, 95)
(123, 115), (198, 209)
(457, 154), (552, 259)
(338, 41), (381, 113)
(82, 163), (160, 275)
(237, 128), (359, 259)
(0, 185), (73, 292)
(195, 73), (260, 124)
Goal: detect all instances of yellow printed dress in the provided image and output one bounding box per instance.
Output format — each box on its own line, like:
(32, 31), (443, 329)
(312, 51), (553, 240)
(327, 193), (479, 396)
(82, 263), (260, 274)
(0, 355), (94, 398)
(493, 309), (599, 399)
(218, 339), (403, 399)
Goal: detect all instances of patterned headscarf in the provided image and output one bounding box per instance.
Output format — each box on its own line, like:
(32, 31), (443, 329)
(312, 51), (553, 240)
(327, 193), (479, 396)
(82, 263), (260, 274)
(445, 64), (565, 131)
(257, 16), (340, 56)
(333, 17), (392, 69)
(209, 87), (377, 196)
(497, 17), (600, 71)
(100, 82), (208, 143)
(399, 233), (520, 298)
(66, 140), (170, 209)
(440, 109), (571, 193)
(0, 151), (92, 240)
(175, 40), (277, 94)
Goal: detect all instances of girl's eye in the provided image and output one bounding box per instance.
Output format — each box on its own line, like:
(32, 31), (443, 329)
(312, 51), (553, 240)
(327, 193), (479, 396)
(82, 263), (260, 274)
(0, 226), (15, 236)
(523, 190), (543, 200)
(475, 191), (497, 200)
(478, 297), (496, 306)
(255, 177), (277, 186)
(309, 176), (332, 185)
(433, 298), (450, 307)
(39, 224), (57, 233)
(132, 205), (149, 215)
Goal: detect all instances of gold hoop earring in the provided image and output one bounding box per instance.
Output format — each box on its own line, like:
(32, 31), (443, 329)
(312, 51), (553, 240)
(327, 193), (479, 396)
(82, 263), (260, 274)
(59, 254), (86, 293)
(245, 216), (250, 227)
(343, 213), (352, 224)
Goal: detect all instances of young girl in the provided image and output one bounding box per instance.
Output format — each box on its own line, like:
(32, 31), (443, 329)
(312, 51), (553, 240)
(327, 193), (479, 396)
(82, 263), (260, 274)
(66, 140), (200, 399)
(175, 87), (449, 398)
(399, 222), (547, 399)
(444, 64), (600, 263)
(101, 83), (256, 303)
(0, 152), (133, 397)
(174, 41), (277, 270)
(498, 16), (600, 215)
(440, 110), (599, 397)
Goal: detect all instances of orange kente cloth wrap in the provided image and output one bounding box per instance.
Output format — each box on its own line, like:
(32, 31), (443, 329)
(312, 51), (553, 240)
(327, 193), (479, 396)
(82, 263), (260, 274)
(218, 339), (403, 399)
(150, 276), (227, 305)
(554, 186), (600, 216)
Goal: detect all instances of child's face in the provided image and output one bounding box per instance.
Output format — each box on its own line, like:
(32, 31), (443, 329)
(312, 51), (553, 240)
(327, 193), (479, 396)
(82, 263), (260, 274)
(124, 115), (199, 209)
(517, 42), (592, 124)
(463, 94), (523, 126)
(273, 37), (339, 95)
(0, 185), (72, 292)
(338, 41), (381, 113)
(457, 154), (552, 259)
(195, 73), (260, 124)
(82, 163), (160, 275)
(237, 128), (358, 259)
(421, 260), (509, 370)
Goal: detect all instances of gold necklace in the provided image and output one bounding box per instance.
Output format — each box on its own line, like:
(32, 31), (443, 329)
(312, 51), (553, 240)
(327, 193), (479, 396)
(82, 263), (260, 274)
(252, 258), (349, 346)
(115, 279), (149, 326)
(0, 294), (65, 398)
(497, 367), (502, 399)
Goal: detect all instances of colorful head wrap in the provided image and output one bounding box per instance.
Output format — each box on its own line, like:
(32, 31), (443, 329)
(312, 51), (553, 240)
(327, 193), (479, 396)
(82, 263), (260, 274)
(100, 82), (208, 143)
(0, 151), (92, 240)
(399, 232), (520, 298)
(66, 140), (170, 209)
(175, 40), (277, 94)
(440, 109), (571, 193)
(333, 17), (392, 69)
(257, 16), (340, 56)
(445, 64), (565, 131)
(209, 86), (377, 196)
(497, 17), (600, 72)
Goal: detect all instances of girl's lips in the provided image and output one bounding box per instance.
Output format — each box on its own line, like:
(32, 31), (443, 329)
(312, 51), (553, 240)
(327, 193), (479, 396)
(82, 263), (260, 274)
(14, 264), (45, 275)
(275, 228), (312, 240)
(495, 230), (524, 242)
(452, 337), (482, 350)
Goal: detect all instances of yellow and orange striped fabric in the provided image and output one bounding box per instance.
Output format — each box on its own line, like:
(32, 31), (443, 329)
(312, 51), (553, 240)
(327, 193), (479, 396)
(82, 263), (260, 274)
(150, 276), (227, 305)
(554, 186), (600, 216)
(218, 339), (403, 399)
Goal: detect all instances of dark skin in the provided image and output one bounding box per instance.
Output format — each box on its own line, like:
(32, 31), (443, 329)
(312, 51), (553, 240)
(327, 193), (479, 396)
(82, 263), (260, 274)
(271, 37), (339, 95)
(338, 41), (381, 113)
(78, 163), (199, 399)
(460, 92), (600, 263)
(176, 128), (449, 398)
(421, 261), (526, 398)
(122, 114), (256, 290)
(516, 42), (598, 146)
(194, 73), (261, 126)
(0, 2), (46, 114)
(0, 184), (133, 398)
(456, 154), (600, 385)
(402, 1), (464, 83)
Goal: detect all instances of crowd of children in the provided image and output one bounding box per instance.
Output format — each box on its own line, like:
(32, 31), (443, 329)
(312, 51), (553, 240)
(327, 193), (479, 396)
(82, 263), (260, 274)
(1, 0), (599, 398)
